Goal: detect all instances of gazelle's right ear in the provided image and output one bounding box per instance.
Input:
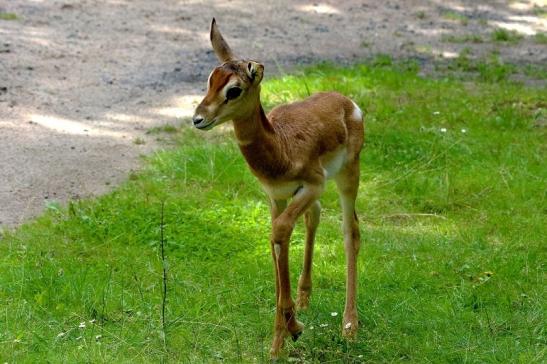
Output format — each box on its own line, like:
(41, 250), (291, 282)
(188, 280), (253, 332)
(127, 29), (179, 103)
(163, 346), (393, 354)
(210, 18), (235, 63)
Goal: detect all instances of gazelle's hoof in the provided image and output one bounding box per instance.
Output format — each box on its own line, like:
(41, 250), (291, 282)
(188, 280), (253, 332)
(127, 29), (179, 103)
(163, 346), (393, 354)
(291, 330), (302, 342)
(288, 318), (305, 338)
(271, 314), (304, 358)
(342, 320), (358, 340)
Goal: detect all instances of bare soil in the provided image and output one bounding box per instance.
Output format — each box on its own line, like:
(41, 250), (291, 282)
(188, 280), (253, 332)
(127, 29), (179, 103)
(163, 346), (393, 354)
(0, 0), (545, 228)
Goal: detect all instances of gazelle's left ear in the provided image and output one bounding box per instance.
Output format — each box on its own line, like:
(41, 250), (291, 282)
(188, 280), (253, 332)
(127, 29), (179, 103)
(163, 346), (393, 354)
(210, 18), (235, 63)
(246, 61), (264, 84)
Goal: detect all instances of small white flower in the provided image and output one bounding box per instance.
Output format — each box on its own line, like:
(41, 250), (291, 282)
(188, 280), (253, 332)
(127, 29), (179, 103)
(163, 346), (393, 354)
(345, 322), (352, 329)
(57, 332), (66, 338)
(95, 335), (102, 341)
(330, 312), (338, 317)
(358, 354), (364, 358)
(79, 322), (86, 329)
(309, 326), (314, 330)
(89, 319), (96, 324)
(433, 111), (440, 115)
(461, 128), (467, 133)
(320, 323), (329, 328)
(440, 128), (447, 133)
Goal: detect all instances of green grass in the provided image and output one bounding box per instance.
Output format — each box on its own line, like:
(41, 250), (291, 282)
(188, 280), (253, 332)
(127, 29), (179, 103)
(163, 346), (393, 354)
(491, 28), (523, 43)
(534, 33), (547, 45)
(133, 137), (146, 145)
(441, 34), (484, 44)
(441, 11), (469, 26)
(146, 124), (178, 135)
(444, 49), (521, 83)
(1, 61), (545, 363)
(0, 12), (18, 21)
(532, 6), (547, 19)
(415, 11), (427, 20)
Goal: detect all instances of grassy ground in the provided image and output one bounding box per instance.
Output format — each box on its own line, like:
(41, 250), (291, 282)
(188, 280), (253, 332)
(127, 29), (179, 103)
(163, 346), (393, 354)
(1, 60), (545, 363)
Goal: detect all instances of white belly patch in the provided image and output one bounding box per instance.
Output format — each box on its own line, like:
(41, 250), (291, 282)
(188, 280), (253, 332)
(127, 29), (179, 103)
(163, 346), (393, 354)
(262, 181), (301, 200)
(322, 148), (347, 179)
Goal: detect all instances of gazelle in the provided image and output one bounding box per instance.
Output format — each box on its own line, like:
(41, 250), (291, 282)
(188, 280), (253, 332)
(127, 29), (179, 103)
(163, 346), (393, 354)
(192, 19), (364, 358)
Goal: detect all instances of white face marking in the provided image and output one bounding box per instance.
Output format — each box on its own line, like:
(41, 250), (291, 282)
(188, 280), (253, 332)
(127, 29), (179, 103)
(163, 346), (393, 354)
(206, 71), (213, 91)
(351, 101), (363, 122)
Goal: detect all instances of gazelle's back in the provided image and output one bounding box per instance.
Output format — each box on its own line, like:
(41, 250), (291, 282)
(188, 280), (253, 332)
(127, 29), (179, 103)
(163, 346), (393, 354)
(268, 92), (364, 161)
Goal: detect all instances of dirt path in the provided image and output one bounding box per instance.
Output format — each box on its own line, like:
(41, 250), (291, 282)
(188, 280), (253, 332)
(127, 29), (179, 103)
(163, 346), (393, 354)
(0, 0), (545, 229)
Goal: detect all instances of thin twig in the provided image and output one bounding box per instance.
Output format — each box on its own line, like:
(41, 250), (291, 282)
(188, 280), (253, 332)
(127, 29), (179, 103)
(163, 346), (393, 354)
(160, 201), (168, 350)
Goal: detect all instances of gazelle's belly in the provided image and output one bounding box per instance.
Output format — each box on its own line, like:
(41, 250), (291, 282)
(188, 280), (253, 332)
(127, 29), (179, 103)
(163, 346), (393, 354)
(262, 180), (302, 200)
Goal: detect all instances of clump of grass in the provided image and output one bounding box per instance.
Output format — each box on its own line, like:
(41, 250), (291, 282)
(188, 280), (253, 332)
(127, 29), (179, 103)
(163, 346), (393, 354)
(477, 56), (515, 82)
(534, 32), (547, 44)
(371, 54), (392, 67)
(441, 34), (483, 43)
(445, 49), (516, 82)
(0, 62), (545, 362)
(414, 44), (434, 55)
(441, 11), (469, 26)
(532, 6), (547, 19)
(450, 47), (475, 72)
(146, 124), (178, 135)
(133, 137), (145, 145)
(523, 64), (547, 80)
(415, 11), (427, 20)
(0, 12), (18, 20)
(491, 28), (523, 43)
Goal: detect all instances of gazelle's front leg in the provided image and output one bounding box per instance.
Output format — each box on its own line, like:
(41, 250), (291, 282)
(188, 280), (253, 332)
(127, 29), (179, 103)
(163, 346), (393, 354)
(270, 184), (322, 358)
(269, 199), (287, 309)
(296, 200), (321, 310)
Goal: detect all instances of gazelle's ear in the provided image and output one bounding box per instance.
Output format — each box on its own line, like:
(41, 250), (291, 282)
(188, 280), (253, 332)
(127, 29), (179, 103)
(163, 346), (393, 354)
(210, 18), (235, 63)
(246, 61), (264, 84)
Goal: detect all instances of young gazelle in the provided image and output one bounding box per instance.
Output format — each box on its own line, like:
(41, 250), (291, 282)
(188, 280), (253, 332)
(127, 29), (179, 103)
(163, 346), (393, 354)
(192, 19), (364, 358)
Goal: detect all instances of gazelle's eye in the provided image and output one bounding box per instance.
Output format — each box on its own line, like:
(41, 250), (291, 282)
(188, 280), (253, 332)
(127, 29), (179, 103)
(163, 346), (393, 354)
(226, 87), (242, 101)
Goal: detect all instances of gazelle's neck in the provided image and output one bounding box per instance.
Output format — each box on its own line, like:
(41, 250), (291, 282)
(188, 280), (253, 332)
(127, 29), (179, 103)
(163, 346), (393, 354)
(232, 99), (291, 179)
(232, 98), (274, 146)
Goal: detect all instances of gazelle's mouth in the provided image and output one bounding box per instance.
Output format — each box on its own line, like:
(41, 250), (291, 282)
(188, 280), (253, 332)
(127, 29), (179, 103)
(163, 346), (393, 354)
(195, 119), (216, 130)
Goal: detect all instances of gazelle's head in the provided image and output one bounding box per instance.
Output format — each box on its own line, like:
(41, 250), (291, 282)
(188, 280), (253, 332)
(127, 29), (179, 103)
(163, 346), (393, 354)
(192, 18), (264, 131)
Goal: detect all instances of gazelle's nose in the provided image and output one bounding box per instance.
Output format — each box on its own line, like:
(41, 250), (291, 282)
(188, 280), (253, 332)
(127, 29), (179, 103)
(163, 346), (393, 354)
(192, 115), (204, 126)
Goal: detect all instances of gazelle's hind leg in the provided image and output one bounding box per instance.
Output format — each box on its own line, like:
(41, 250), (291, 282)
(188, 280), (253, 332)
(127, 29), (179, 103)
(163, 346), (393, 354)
(296, 200), (321, 310)
(335, 160), (361, 339)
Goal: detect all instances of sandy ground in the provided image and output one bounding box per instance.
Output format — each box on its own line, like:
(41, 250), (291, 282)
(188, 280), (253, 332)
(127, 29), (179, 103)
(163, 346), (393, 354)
(0, 0), (545, 229)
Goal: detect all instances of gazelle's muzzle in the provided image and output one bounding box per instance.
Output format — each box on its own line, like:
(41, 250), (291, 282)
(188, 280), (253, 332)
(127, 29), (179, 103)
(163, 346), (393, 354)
(192, 111), (216, 130)
(192, 114), (204, 125)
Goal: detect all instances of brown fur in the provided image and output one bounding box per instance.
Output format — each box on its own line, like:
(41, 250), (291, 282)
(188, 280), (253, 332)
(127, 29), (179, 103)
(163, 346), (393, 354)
(193, 19), (364, 359)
